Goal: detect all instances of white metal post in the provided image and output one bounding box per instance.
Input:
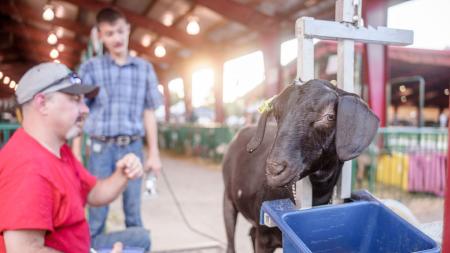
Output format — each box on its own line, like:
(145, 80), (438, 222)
(293, 0), (413, 209)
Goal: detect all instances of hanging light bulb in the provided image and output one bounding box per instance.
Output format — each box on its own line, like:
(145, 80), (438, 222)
(445, 89), (449, 96)
(162, 12), (174, 26)
(55, 27), (64, 38)
(3, 76), (10, 85)
(47, 33), (58, 45)
(55, 5), (65, 18)
(9, 81), (16, 89)
(57, 44), (65, 52)
(0, 71), (3, 79)
(154, 44), (166, 58)
(53, 59), (61, 63)
(141, 34), (152, 47)
(129, 50), (137, 57)
(50, 48), (59, 59)
(186, 17), (200, 35)
(42, 5), (55, 21)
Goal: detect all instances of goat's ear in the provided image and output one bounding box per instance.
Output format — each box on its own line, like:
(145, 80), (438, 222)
(336, 95), (379, 161)
(247, 111), (270, 153)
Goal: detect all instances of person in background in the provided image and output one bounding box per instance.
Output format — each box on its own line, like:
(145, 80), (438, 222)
(72, 7), (162, 245)
(0, 62), (150, 252)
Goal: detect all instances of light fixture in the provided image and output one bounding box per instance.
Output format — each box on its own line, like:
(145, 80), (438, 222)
(186, 17), (200, 35)
(141, 34), (152, 47)
(445, 88), (449, 96)
(154, 44), (166, 58)
(55, 5), (65, 18)
(42, 5), (55, 21)
(162, 12), (174, 26)
(47, 33), (58, 45)
(401, 96), (407, 103)
(50, 48), (59, 59)
(55, 27), (64, 38)
(53, 59), (61, 63)
(0, 71), (3, 79)
(57, 44), (65, 52)
(9, 81), (15, 89)
(129, 50), (137, 57)
(399, 85), (406, 93)
(3, 76), (10, 85)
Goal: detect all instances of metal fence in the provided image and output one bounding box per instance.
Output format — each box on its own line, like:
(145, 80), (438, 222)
(354, 127), (448, 196)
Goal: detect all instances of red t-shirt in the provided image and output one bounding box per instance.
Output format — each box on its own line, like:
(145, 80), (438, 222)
(0, 128), (97, 253)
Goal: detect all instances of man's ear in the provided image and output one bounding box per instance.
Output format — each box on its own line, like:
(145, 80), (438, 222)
(33, 93), (50, 114)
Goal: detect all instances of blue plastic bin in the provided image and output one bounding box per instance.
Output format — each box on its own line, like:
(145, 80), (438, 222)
(261, 192), (440, 253)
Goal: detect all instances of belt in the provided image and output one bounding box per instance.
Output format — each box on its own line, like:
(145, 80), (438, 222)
(91, 135), (141, 146)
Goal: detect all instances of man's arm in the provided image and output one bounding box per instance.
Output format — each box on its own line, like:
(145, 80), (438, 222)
(143, 109), (162, 175)
(4, 230), (62, 253)
(87, 153), (143, 206)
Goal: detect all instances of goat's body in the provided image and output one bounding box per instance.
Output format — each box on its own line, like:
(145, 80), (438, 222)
(222, 81), (379, 253)
(222, 125), (343, 253)
(223, 125), (289, 253)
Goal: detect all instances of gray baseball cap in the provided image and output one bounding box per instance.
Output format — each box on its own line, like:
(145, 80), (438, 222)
(16, 62), (99, 104)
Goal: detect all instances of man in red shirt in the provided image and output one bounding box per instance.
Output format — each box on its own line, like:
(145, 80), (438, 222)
(0, 62), (149, 253)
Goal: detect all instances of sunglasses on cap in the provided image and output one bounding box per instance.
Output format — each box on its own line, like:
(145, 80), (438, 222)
(36, 72), (82, 95)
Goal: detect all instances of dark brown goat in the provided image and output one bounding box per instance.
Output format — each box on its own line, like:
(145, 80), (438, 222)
(222, 79), (379, 253)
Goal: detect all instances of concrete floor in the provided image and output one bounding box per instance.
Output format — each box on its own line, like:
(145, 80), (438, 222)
(105, 152), (443, 252)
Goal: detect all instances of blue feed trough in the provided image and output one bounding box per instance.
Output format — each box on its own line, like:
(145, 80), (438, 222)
(260, 190), (440, 253)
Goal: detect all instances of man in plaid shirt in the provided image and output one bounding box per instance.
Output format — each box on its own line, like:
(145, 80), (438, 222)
(73, 7), (162, 250)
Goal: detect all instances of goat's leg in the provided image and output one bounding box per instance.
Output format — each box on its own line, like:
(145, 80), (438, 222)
(249, 227), (256, 252)
(255, 228), (279, 253)
(223, 192), (238, 253)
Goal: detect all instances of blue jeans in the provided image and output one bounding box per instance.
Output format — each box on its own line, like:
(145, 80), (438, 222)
(92, 227), (150, 252)
(88, 138), (147, 248)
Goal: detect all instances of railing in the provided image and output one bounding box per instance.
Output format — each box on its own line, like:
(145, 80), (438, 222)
(158, 123), (238, 162)
(0, 123), (20, 147)
(354, 127), (448, 196)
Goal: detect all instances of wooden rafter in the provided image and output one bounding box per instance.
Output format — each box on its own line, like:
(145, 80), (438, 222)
(1, 2), (174, 66)
(0, 3), (91, 36)
(62, 0), (205, 48)
(148, 3), (197, 54)
(193, 0), (281, 32)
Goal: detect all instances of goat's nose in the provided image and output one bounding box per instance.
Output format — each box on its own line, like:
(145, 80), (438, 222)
(266, 160), (288, 175)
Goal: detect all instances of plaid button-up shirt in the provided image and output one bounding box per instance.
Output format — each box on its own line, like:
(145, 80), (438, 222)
(78, 54), (162, 137)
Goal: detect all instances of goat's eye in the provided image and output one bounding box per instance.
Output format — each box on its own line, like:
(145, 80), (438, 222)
(326, 114), (335, 121)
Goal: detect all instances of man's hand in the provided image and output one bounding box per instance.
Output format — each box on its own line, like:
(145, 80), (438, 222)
(145, 152), (162, 176)
(110, 242), (123, 253)
(116, 153), (143, 180)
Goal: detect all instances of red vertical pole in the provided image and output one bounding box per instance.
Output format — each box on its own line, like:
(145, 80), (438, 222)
(162, 80), (171, 123)
(443, 94), (450, 251)
(261, 29), (283, 98)
(182, 70), (193, 122)
(362, 0), (388, 127)
(213, 59), (225, 124)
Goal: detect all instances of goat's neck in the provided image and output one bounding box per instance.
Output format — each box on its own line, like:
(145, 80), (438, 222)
(309, 154), (343, 205)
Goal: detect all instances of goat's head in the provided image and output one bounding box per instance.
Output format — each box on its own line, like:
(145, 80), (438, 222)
(247, 79), (379, 188)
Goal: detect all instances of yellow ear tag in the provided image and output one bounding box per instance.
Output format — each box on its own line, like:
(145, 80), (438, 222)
(330, 80), (337, 86)
(258, 95), (277, 114)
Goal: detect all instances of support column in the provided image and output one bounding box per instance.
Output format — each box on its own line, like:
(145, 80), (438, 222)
(213, 59), (225, 123)
(261, 29), (283, 97)
(363, 0), (389, 127)
(182, 70), (193, 122)
(161, 77), (171, 123)
(443, 94), (450, 251)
